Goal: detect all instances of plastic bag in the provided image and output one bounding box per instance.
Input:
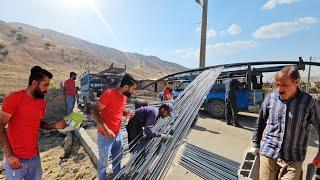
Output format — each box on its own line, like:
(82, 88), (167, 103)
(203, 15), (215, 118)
(58, 112), (85, 132)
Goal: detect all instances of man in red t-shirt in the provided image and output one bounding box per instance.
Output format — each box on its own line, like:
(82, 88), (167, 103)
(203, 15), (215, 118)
(0, 66), (67, 180)
(162, 81), (173, 101)
(92, 74), (137, 180)
(64, 72), (77, 115)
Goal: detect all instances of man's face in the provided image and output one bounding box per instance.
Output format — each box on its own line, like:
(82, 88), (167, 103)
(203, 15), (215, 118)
(159, 107), (170, 118)
(32, 76), (50, 99)
(275, 76), (299, 100)
(123, 84), (137, 97)
(72, 75), (77, 80)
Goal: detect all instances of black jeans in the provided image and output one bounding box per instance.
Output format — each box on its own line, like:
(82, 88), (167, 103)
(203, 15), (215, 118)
(126, 118), (143, 152)
(225, 98), (238, 124)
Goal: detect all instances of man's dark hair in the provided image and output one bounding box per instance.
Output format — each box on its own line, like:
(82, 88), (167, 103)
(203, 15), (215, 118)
(120, 74), (137, 87)
(28, 66), (53, 86)
(70, 72), (77, 77)
(168, 81), (173, 85)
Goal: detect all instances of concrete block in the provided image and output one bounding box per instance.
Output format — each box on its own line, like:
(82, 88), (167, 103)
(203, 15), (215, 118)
(238, 152), (260, 180)
(75, 128), (98, 169)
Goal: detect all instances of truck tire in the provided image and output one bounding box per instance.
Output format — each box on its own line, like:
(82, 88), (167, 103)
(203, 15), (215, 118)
(83, 97), (89, 113)
(204, 99), (225, 119)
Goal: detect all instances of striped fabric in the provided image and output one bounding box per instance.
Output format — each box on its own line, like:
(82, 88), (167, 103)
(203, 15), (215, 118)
(252, 89), (320, 161)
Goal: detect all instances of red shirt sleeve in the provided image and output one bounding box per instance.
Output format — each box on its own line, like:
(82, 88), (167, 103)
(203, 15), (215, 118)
(2, 93), (19, 115)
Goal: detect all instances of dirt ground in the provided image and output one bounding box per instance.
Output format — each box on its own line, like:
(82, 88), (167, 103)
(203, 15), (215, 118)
(0, 104), (319, 179)
(0, 131), (96, 180)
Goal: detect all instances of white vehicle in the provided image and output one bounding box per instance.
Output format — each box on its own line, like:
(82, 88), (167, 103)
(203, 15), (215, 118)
(78, 70), (108, 112)
(78, 69), (125, 113)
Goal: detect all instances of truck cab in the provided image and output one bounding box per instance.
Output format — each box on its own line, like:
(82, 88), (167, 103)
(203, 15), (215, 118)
(78, 70), (109, 112)
(158, 69), (264, 118)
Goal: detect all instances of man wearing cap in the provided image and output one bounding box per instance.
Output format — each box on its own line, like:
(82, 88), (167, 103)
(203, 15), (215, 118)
(224, 72), (243, 127)
(126, 103), (173, 152)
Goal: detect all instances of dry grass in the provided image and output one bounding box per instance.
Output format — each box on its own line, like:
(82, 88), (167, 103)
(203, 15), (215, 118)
(0, 23), (174, 95)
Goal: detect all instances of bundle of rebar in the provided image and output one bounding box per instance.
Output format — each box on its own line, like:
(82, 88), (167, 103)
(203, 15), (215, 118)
(180, 143), (239, 180)
(113, 67), (223, 180)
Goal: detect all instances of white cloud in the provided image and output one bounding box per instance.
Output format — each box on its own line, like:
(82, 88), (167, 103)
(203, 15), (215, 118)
(174, 40), (257, 63)
(253, 17), (318, 39)
(262, 0), (300, 10)
(219, 30), (228, 36)
(197, 24), (241, 38)
(297, 17), (318, 24)
(227, 24), (242, 35)
(175, 48), (198, 61)
(196, 27), (217, 39)
(207, 29), (217, 38)
(207, 40), (257, 56)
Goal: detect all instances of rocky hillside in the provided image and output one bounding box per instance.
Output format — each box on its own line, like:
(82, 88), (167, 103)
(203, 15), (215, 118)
(0, 21), (187, 95)
(10, 22), (186, 72)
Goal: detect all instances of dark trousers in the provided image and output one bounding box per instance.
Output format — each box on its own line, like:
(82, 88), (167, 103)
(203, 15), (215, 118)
(126, 118), (143, 152)
(225, 98), (238, 124)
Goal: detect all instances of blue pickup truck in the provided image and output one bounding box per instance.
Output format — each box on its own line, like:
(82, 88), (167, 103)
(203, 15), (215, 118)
(159, 80), (264, 118)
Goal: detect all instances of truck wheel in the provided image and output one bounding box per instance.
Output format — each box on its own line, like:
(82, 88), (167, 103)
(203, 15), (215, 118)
(83, 97), (89, 113)
(204, 99), (225, 119)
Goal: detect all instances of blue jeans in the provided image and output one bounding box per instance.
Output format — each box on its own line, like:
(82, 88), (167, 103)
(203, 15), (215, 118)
(4, 155), (42, 180)
(66, 95), (75, 115)
(97, 133), (123, 180)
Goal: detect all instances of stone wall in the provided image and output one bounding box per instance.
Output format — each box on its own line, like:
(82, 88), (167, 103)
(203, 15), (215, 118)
(44, 84), (67, 124)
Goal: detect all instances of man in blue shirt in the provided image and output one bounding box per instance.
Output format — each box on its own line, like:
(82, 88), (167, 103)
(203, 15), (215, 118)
(126, 103), (173, 152)
(251, 65), (320, 180)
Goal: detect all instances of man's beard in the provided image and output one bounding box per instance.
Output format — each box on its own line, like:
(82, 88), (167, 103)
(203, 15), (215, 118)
(123, 91), (132, 98)
(33, 87), (46, 99)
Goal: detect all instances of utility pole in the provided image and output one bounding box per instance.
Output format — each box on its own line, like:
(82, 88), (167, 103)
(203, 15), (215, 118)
(306, 56), (312, 92)
(196, 0), (208, 68)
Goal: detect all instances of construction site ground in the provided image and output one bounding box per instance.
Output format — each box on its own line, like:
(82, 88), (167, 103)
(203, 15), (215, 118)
(78, 107), (319, 179)
(0, 103), (318, 179)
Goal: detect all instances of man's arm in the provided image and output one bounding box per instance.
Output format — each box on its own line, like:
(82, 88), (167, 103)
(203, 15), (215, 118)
(91, 102), (115, 138)
(0, 111), (22, 169)
(0, 111), (13, 157)
(40, 119), (67, 130)
(310, 98), (320, 167)
(144, 113), (161, 138)
(252, 94), (270, 148)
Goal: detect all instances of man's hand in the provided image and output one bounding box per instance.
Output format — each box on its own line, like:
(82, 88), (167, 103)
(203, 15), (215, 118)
(52, 119), (68, 129)
(250, 147), (260, 156)
(124, 109), (135, 119)
(313, 156), (320, 168)
(128, 111), (135, 119)
(7, 155), (23, 169)
(105, 128), (115, 139)
(161, 133), (172, 140)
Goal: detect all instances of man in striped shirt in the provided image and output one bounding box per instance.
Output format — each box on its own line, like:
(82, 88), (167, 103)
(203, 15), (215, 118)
(251, 65), (320, 180)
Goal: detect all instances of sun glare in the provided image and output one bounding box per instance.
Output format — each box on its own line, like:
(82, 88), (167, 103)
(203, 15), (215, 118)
(56, 0), (95, 10)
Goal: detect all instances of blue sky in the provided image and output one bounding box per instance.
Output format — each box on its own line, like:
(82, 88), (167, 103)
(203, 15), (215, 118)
(0, 0), (319, 68)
